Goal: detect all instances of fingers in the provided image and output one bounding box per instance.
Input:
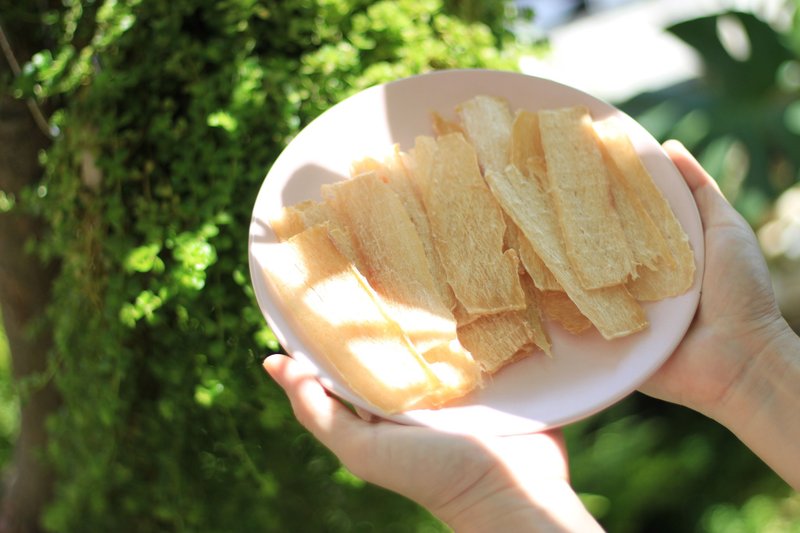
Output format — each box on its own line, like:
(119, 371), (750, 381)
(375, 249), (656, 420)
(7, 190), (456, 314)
(263, 355), (372, 461)
(662, 140), (721, 194)
(548, 429), (568, 467)
(492, 429), (570, 482)
(354, 406), (381, 423)
(663, 139), (748, 232)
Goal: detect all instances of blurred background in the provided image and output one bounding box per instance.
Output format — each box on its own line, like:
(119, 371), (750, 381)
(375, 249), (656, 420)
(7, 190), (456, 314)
(0, 0), (798, 531)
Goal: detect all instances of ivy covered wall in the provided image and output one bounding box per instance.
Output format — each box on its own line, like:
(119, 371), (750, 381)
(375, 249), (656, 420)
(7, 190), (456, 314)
(3, 1), (529, 530)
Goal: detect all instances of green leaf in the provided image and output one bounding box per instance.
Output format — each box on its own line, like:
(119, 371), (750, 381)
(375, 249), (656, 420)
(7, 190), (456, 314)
(124, 243), (162, 273)
(668, 12), (793, 98)
(207, 111), (239, 132)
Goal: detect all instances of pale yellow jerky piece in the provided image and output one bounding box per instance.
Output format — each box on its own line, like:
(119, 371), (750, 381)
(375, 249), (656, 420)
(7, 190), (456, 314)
(456, 212), (520, 326)
(502, 213), (525, 275)
(406, 142), (464, 312)
(450, 256), (526, 330)
(508, 344), (538, 366)
(515, 224), (563, 292)
(457, 95), (514, 174)
(453, 300), (480, 327)
(261, 225), (438, 414)
(431, 111), (464, 136)
(384, 148), (457, 311)
(351, 150), (457, 311)
(321, 173), (457, 354)
(350, 156), (384, 179)
(415, 340), (482, 408)
(605, 155), (670, 274)
(456, 270), (550, 372)
(270, 199), (332, 241)
(408, 136), (438, 201)
(423, 133), (526, 315)
(269, 201), (309, 241)
(326, 223), (360, 268)
(510, 110), (547, 185)
(519, 272), (552, 355)
(506, 111), (562, 291)
(539, 106), (635, 289)
(269, 199), (358, 265)
(504, 213), (561, 291)
(541, 290), (593, 335)
(457, 310), (536, 374)
(452, 301), (480, 328)
(485, 164), (647, 340)
(593, 117), (696, 300)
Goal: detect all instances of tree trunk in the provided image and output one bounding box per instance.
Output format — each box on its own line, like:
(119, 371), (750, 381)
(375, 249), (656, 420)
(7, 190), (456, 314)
(0, 41), (59, 533)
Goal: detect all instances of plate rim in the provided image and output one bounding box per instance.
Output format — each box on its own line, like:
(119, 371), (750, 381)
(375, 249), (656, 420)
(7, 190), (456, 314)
(248, 68), (705, 435)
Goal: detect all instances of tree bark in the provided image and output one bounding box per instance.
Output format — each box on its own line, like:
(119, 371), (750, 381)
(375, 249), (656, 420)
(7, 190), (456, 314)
(0, 37), (59, 533)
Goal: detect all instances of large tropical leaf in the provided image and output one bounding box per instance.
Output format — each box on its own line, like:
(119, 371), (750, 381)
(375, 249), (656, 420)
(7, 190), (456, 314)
(619, 11), (800, 224)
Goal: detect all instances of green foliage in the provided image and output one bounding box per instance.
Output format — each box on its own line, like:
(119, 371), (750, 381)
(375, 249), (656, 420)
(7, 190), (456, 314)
(703, 492), (800, 533)
(566, 395), (794, 532)
(0, 314), (19, 470)
(5, 1), (527, 531)
(619, 11), (800, 226)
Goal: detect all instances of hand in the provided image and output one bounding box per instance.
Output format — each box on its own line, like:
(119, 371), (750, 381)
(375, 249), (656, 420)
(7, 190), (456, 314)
(263, 354), (603, 532)
(641, 141), (800, 489)
(639, 140), (789, 417)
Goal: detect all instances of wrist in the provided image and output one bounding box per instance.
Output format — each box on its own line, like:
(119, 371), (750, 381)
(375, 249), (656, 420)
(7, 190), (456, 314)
(707, 317), (800, 488)
(439, 479), (603, 533)
(707, 317), (798, 423)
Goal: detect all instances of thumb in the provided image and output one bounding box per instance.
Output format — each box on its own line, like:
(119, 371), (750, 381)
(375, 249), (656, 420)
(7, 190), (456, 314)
(662, 140), (720, 194)
(662, 140), (748, 233)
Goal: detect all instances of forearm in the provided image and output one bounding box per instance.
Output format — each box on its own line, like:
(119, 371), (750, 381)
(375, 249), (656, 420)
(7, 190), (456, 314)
(440, 480), (603, 533)
(708, 318), (800, 489)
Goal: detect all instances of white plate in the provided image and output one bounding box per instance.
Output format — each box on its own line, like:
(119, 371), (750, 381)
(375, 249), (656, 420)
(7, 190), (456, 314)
(249, 69), (704, 435)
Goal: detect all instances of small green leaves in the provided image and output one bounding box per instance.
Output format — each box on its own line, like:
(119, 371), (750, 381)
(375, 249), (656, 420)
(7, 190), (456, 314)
(124, 243), (164, 273)
(194, 379), (225, 407)
(119, 288), (167, 327)
(171, 229), (218, 290)
(120, 224), (221, 326)
(0, 191), (15, 213)
(207, 111), (239, 132)
(14, 1), (530, 530)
